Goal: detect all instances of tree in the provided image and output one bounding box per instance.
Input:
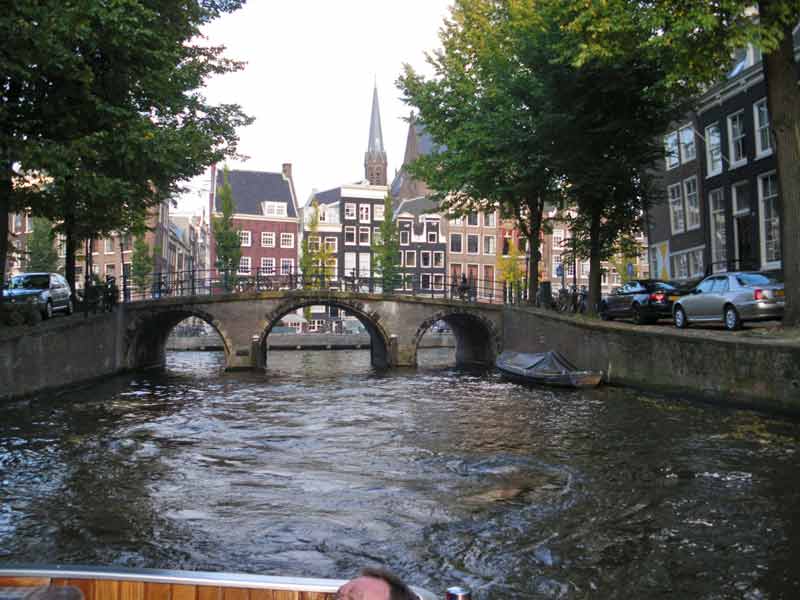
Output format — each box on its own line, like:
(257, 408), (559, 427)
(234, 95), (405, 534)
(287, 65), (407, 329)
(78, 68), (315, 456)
(498, 237), (526, 302)
(212, 169), (241, 290)
(24, 217), (59, 273)
(131, 236), (153, 296)
(548, 0), (800, 323)
(370, 195), (401, 292)
(398, 0), (560, 304)
(300, 198), (334, 288)
(0, 1), (251, 302)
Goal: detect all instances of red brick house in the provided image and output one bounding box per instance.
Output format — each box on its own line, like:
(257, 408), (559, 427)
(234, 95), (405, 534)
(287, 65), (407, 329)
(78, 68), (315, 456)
(210, 164), (300, 278)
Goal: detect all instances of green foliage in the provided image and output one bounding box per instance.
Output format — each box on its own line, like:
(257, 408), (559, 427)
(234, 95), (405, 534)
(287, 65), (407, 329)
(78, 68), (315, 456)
(131, 237), (153, 294)
(300, 198), (334, 288)
(24, 217), (59, 273)
(370, 195), (401, 291)
(0, 0), (252, 297)
(212, 169), (241, 289)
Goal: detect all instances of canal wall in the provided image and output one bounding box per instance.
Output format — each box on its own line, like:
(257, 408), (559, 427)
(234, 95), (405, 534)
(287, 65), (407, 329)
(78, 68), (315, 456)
(0, 310), (126, 403)
(166, 332), (456, 351)
(503, 305), (800, 414)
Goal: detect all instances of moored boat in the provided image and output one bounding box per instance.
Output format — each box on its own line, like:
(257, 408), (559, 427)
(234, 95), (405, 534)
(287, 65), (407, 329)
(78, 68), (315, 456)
(0, 566), (437, 600)
(496, 350), (602, 388)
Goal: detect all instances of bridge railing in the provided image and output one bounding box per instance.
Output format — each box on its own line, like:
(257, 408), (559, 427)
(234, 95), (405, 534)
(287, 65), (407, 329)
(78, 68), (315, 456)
(119, 268), (532, 305)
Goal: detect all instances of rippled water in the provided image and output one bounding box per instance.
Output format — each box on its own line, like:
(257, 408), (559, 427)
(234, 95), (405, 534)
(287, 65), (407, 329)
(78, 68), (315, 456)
(2, 349), (800, 598)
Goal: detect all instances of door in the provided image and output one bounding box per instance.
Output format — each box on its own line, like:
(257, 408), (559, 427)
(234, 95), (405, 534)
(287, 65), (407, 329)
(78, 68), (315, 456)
(607, 283), (629, 315)
(709, 276), (730, 320)
(692, 277), (721, 319)
(682, 277), (715, 320)
(734, 214), (755, 270)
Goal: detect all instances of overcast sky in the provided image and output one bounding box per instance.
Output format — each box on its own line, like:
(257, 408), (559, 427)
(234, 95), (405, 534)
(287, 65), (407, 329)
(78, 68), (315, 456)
(176, 0), (452, 214)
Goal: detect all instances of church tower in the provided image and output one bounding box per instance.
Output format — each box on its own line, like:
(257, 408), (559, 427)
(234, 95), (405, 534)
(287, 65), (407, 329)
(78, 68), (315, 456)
(364, 84), (388, 186)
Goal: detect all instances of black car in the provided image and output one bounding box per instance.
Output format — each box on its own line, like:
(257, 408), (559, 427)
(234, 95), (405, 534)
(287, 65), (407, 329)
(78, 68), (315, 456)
(599, 279), (679, 324)
(2, 272), (73, 319)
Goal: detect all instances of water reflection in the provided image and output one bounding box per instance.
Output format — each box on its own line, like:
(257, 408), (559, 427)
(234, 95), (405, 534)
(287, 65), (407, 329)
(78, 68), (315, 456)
(1, 349), (800, 598)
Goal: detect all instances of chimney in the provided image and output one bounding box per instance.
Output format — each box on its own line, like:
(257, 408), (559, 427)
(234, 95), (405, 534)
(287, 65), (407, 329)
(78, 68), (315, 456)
(282, 162), (292, 180)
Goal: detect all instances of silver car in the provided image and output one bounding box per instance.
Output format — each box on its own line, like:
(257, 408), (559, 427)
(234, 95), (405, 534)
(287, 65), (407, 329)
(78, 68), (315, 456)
(673, 271), (784, 331)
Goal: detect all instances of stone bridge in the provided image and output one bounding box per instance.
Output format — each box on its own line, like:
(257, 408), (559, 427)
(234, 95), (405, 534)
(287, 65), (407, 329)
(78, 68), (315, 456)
(124, 290), (504, 370)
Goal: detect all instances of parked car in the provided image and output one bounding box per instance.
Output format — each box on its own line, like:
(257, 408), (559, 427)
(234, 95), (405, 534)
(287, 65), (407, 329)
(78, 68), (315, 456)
(672, 271), (784, 331)
(599, 279), (680, 324)
(2, 272), (73, 319)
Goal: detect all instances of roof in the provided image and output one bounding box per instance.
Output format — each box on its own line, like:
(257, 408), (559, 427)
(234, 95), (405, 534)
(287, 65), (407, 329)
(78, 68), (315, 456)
(215, 169), (297, 218)
(395, 195), (441, 219)
(390, 114), (441, 200)
(313, 187), (341, 205)
(366, 84), (385, 156)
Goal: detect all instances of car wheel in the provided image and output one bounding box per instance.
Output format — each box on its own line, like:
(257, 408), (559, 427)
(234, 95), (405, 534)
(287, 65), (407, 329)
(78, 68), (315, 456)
(66, 298), (74, 315)
(632, 304), (644, 325)
(44, 300), (53, 320)
(674, 306), (688, 329)
(724, 305), (741, 331)
(599, 303), (612, 321)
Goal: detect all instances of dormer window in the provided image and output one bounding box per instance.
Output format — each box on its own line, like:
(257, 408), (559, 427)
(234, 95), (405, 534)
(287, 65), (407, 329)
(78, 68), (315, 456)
(262, 201), (287, 217)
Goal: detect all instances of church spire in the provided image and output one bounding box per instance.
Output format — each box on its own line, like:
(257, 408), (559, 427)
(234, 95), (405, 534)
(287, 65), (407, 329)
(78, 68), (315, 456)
(364, 83), (387, 186)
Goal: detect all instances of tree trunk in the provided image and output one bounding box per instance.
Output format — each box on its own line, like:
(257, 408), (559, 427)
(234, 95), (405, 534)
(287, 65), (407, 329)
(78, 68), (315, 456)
(0, 161), (10, 305)
(64, 215), (77, 302)
(760, 4), (800, 326)
(525, 197), (544, 304)
(588, 210), (603, 315)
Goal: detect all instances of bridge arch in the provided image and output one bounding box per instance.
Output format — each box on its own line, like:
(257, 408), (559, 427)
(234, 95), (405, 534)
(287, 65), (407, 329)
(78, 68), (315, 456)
(412, 308), (501, 367)
(125, 307), (234, 370)
(259, 296), (392, 369)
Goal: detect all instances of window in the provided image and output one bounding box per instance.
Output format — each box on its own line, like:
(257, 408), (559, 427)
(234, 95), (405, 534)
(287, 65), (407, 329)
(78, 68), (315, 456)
(483, 235), (496, 255)
(450, 233), (462, 253)
(405, 251), (417, 267)
(358, 252), (371, 278)
(664, 131), (679, 169)
(684, 177), (700, 231)
(421, 273), (432, 290)
(260, 257), (275, 275)
(359, 204), (371, 223)
(467, 234), (479, 254)
(466, 212), (479, 226)
(373, 227), (381, 244)
(668, 183), (685, 234)
(759, 172), (781, 268)
(324, 237), (337, 253)
(374, 204), (385, 221)
(280, 258), (294, 275)
(483, 212), (496, 227)
(552, 253), (562, 278)
(105, 264), (116, 276)
(238, 230), (251, 247)
(433, 251), (444, 268)
(344, 203), (356, 219)
(325, 258), (338, 280)
(280, 233), (294, 248)
(433, 274), (445, 291)
(104, 238), (115, 253)
(754, 99), (772, 157)
(709, 189), (727, 272)
(400, 229), (410, 245)
(552, 229), (563, 249)
(449, 215), (464, 226)
(705, 124), (723, 176)
(482, 265), (494, 299)
(238, 256), (251, 275)
(57, 235), (66, 258)
(262, 202), (287, 217)
(344, 252), (357, 276)
(420, 251), (431, 268)
(679, 125), (696, 163)
(308, 235), (321, 252)
(121, 234), (132, 252)
(727, 111), (746, 167)
(358, 227), (370, 245)
(502, 234), (512, 256)
(318, 207), (327, 222)
(732, 181), (749, 214)
(426, 223), (438, 243)
(261, 231), (275, 247)
(344, 226), (356, 245)
(669, 247), (704, 280)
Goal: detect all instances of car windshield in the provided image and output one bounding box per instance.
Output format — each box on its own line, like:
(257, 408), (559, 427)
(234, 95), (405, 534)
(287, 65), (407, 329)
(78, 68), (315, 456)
(736, 273), (781, 286)
(9, 274), (49, 289)
(645, 281), (677, 291)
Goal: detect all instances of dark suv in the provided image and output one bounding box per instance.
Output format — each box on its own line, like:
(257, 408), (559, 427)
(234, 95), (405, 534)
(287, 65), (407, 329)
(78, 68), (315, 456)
(599, 279), (679, 324)
(3, 272), (73, 319)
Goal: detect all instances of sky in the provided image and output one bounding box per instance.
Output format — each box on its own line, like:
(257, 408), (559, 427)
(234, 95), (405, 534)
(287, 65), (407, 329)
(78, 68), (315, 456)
(175, 0), (452, 214)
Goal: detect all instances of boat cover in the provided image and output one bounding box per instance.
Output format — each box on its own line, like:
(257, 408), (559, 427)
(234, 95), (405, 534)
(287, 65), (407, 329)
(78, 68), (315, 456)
(497, 351), (579, 373)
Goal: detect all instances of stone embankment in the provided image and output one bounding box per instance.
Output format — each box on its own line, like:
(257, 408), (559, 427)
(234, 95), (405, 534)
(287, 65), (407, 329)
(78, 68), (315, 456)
(503, 305), (800, 414)
(166, 332), (456, 351)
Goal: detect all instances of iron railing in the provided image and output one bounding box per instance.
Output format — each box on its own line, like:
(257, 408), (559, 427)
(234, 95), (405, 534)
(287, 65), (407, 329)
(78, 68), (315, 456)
(91, 268), (533, 307)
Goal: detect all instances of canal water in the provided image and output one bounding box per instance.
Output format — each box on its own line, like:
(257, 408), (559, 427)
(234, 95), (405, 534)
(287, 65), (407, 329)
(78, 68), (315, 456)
(2, 349), (800, 599)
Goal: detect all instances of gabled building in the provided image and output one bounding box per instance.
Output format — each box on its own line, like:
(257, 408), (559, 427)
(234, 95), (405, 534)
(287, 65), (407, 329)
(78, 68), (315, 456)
(211, 164), (300, 279)
(395, 196), (447, 295)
